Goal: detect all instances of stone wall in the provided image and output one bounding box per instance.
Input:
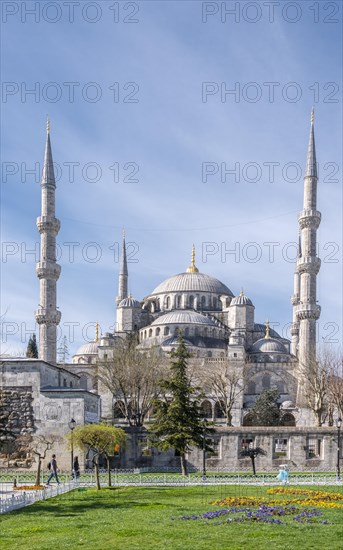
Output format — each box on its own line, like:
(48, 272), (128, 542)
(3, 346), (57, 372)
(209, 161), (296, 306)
(0, 387), (35, 468)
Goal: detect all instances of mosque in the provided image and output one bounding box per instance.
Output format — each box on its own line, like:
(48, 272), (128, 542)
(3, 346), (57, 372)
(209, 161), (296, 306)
(1, 113), (339, 472)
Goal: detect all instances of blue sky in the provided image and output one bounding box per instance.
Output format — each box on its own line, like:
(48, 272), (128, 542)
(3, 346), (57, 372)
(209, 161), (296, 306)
(1, 0), (342, 356)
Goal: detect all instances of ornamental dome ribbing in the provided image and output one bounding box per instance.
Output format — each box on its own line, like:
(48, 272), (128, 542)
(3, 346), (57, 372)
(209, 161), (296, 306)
(150, 272), (233, 296)
(119, 296), (140, 308)
(231, 292), (253, 306)
(150, 310), (218, 327)
(250, 337), (287, 354)
(74, 340), (99, 356)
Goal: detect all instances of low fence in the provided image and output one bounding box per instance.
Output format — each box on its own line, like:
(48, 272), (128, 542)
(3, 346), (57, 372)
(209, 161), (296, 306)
(0, 481), (76, 515)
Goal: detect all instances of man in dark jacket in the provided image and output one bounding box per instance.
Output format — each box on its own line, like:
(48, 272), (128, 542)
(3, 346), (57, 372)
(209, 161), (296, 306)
(46, 454), (60, 485)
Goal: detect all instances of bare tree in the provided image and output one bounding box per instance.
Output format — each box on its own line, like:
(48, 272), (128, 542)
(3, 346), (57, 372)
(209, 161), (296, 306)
(31, 434), (58, 485)
(327, 351), (343, 420)
(303, 348), (342, 427)
(97, 336), (167, 426)
(196, 360), (246, 426)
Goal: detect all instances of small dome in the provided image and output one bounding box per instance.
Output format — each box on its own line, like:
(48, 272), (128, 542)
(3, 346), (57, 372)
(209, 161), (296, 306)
(150, 310), (218, 327)
(251, 337), (287, 354)
(162, 335), (193, 347)
(119, 296), (140, 308)
(231, 291), (253, 306)
(74, 340), (99, 356)
(150, 272), (233, 296)
(281, 400), (296, 410)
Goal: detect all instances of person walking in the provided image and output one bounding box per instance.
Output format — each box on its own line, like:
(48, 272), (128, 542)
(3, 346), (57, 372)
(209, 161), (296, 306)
(47, 454), (60, 485)
(73, 456), (80, 481)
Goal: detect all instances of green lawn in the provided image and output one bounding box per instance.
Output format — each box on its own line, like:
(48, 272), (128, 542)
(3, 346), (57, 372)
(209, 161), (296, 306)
(1, 485), (343, 549)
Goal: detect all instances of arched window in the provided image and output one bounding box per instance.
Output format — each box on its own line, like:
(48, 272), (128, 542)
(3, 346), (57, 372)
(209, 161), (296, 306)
(113, 401), (125, 419)
(166, 296), (171, 309)
(247, 381), (256, 394)
(156, 327), (160, 336)
(70, 381), (73, 388)
(148, 328), (153, 337)
(201, 400), (212, 418)
(164, 326), (169, 336)
(212, 297), (217, 309)
(184, 327), (189, 337)
(207, 351), (212, 357)
(189, 295), (194, 308)
(282, 413), (296, 427)
(144, 330), (147, 339)
(203, 327), (207, 337)
(176, 295), (181, 308)
(63, 378), (67, 387)
(214, 401), (225, 418)
(262, 373), (271, 389)
(201, 296), (206, 309)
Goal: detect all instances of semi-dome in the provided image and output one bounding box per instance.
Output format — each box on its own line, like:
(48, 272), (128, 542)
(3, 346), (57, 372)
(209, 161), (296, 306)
(74, 340), (99, 356)
(231, 291), (253, 306)
(119, 296), (140, 308)
(281, 400), (296, 410)
(151, 272), (233, 296)
(150, 310), (218, 327)
(250, 337), (287, 354)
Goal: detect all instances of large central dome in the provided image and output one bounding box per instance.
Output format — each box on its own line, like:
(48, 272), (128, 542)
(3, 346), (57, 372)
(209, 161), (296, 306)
(151, 272), (233, 296)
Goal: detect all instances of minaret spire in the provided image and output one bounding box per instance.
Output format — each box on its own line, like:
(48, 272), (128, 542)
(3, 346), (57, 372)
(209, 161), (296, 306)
(35, 119), (61, 363)
(116, 229), (128, 306)
(294, 111), (321, 401)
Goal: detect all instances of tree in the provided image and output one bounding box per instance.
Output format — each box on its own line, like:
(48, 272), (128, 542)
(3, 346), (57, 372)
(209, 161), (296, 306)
(250, 389), (281, 426)
(31, 434), (57, 485)
(70, 424), (126, 490)
(57, 336), (70, 363)
(97, 336), (166, 426)
(197, 360), (246, 426)
(149, 334), (209, 476)
(301, 348), (341, 426)
(26, 334), (38, 358)
(240, 446), (266, 475)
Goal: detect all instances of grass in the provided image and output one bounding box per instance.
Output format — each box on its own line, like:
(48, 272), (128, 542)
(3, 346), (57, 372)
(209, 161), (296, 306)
(1, 485), (343, 549)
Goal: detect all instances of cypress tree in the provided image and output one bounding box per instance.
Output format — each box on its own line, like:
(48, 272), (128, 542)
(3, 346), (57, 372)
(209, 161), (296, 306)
(149, 334), (208, 475)
(26, 334), (38, 358)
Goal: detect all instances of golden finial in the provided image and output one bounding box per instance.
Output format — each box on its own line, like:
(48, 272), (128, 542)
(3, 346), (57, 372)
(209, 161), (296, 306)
(240, 288), (244, 297)
(95, 321), (99, 341)
(311, 108), (314, 125)
(265, 319), (270, 339)
(186, 244), (199, 273)
(46, 116), (50, 134)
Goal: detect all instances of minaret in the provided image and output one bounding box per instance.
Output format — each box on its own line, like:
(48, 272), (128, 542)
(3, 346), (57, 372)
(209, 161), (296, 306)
(290, 230), (301, 355)
(35, 119), (61, 363)
(116, 230), (128, 306)
(295, 110), (321, 371)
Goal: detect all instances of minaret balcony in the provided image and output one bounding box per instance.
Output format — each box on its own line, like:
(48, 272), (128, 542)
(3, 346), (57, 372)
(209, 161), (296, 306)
(294, 303), (321, 321)
(36, 216), (60, 235)
(35, 308), (61, 325)
(298, 209), (321, 230)
(36, 261), (61, 280)
(296, 256), (321, 274)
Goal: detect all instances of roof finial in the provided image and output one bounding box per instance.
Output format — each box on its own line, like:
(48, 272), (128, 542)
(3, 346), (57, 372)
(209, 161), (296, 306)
(265, 319), (270, 339)
(186, 244), (199, 273)
(95, 321), (99, 341)
(46, 116), (50, 135)
(122, 226), (125, 240)
(240, 288), (244, 297)
(311, 107), (314, 125)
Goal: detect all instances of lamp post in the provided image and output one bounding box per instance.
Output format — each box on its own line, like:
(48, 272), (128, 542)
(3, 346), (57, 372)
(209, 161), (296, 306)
(68, 418), (76, 475)
(336, 417), (342, 481)
(202, 421), (206, 478)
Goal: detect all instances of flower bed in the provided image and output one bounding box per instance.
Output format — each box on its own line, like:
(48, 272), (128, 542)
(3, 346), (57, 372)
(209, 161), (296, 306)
(214, 488), (343, 509)
(14, 485), (45, 491)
